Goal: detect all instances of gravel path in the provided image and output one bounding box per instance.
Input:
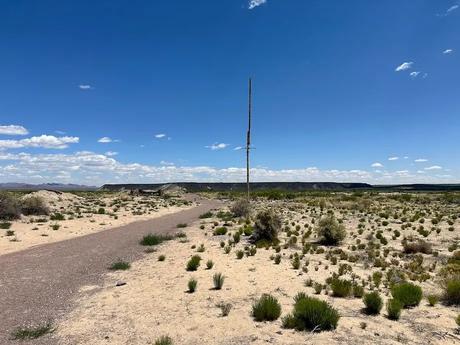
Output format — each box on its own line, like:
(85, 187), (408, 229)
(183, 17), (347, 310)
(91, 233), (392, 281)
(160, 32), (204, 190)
(0, 197), (222, 345)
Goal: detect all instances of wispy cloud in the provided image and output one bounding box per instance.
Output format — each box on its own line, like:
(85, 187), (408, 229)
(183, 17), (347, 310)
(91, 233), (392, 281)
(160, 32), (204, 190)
(425, 165), (442, 170)
(105, 151), (118, 156)
(443, 49), (454, 54)
(234, 146), (244, 151)
(98, 137), (119, 143)
(388, 156), (399, 161)
(0, 125), (29, 136)
(155, 133), (166, 139)
(395, 62), (413, 72)
(371, 162), (383, 168)
(438, 3), (459, 16)
(78, 84), (93, 90)
(205, 143), (229, 150)
(414, 158), (428, 163)
(410, 71), (420, 78)
(249, 0), (267, 10)
(0, 135), (79, 149)
(160, 160), (175, 166)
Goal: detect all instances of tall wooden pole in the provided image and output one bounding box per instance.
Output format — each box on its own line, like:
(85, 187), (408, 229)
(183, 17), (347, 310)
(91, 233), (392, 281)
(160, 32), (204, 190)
(246, 78), (252, 203)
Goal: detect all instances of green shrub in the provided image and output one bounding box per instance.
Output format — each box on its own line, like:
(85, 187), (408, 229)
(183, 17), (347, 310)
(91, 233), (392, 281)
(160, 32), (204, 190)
(158, 255), (166, 261)
(188, 278), (197, 293)
(315, 214), (346, 245)
(0, 192), (20, 220)
(282, 295), (339, 332)
(444, 279), (460, 305)
(352, 284), (364, 298)
(206, 260), (214, 269)
(0, 222), (12, 229)
(363, 292), (383, 315)
(11, 322), (54, 340)
(154, 336), (173, 345)
(236, 250), (244, 259)
(231, 199), (251, 218)
(177, 223), (187, 228)
(109, 260), (131, 270)
(213, 272), (225, 290)
(274, 254), (282, 264)
(386, 298), (402, 320)
(213, 227), (228, 236)
(330, 278), (352, 297)
(140, 233), (173, 246)
(186, 255), (201, 271)
(199, 211), (213, 219)
(50, 212), (65, 221)
(427, 294), (439, 306)
(251, 209), (281, 243)
(21, 196), (49, 216)
(391, 282), (423, 308)
(252, 294), (282, 321)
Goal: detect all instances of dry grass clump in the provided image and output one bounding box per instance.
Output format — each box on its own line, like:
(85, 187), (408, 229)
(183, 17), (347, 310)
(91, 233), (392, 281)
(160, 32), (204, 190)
(251, 209), (281, 244)
(21, 196), (50, 216)
(402, 238), (432, 254)
(230, 199), (251, 218)
(315, 214), (346, 245)
(0, 191), (20, 220)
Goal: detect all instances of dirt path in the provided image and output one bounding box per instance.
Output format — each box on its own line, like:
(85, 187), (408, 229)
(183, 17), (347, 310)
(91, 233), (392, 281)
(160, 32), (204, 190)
(0, 197), (222, 345)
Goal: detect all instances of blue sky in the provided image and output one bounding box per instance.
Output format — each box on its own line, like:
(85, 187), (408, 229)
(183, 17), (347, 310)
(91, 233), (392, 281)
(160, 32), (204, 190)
(0, 0), (459, 185)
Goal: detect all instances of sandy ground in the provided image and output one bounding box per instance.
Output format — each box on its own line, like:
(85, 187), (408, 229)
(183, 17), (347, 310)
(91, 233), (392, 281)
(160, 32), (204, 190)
(0, 191), (193, 255)
(55, 199), (460, 345)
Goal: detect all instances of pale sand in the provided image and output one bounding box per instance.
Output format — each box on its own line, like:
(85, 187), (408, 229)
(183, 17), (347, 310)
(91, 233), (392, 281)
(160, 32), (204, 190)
(56, 202), (460, 345)
(0, 192), (193, 256)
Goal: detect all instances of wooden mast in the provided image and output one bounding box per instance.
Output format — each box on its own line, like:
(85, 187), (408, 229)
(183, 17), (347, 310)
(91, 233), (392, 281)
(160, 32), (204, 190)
(246, 78), (252, 203)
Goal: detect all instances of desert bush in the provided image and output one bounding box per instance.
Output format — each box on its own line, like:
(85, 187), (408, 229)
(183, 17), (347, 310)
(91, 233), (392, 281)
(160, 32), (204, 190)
(391, 282), (423, 308)
(206, 260), (214, 269)
(282, 295), (339, 332)
(231, 199), (251, 218)
(154, 336), (173, 345)
(21, 196), (49, 216)
(444, 279), (460, 305)
(274, 254), (282, 264)
(427, 294), (439, 306)
(50, 212), (65, 221)
(386, 298), (402, 320)
(330, 278), (352, 297)
(252, 294), (282, 321)
(186, 255), (201, 271)
(158, 255), (166, 261)
(217, 302), (232, 316)
(0, 221), (12, 229)
(0, 192), (20, 220)
(199, 211), (213, 219)
(109, 260), (131, 270)
(363, 292), (383, 315)
(11, 322), (54, 340)
(315, 214), (346, 245)
(213, 227), (228, 236)
(213, 272), (225, 290)
(402, 238), (432, 254)
(140, 233), (173, 246)
(251, 209), (281, 243)
(236, 250), (244, 259)
(188, 278), (197, 293)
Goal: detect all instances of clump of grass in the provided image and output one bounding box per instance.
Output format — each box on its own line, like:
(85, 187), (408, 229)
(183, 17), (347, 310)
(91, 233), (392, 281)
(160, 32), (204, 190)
(330, 278), (352, 298)
(199, 211), (213, 219)
(402, 238), (432, 254)
(252, 294), (282, 321)
(427, 294), (439, 306)
(386, 298), (402, 320)
(177, 223), (187, 228)
(154, 336), (173, 345)
(206, 260), (214, 269)
(213, 227), (228, 236)
(315, 214), (346, 245)
(282, 294), (339, 332)
(391, 282), (423, 308)
(444, 279), (460, 305)
(11, 322), (54, 340)
(186, 255), (202, 271)
(140, 233), (173, 246)
(109, 260), (131, 270)
(158, 255), (166, 261)
(6, 230), (15, 236)
(236, 250), (244, 259)
(251, 209), (281, 243)
(51, 223), (60, 230)
(213, 272), (225, 290)
(50, 212), (65, 221)
(0, 221), (12, 229)
(363, 292), (383, 315)
(217, 302), (232, 316)
(188, 278), (198, 293)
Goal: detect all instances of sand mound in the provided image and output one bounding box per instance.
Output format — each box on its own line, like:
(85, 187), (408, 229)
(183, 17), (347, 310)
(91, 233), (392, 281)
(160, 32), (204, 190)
(22, 190), (83, 208)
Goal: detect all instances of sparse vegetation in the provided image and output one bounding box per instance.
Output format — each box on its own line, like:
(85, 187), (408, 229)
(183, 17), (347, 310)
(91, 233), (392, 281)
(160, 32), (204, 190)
(315, 214), (346, 245)
(252, 294), (282, 321)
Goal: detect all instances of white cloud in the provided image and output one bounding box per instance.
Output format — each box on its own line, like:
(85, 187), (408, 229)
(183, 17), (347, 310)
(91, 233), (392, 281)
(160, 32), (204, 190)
(98, 137), (119, 143)
(0, 135), (79, 149)
(160, 160), (175, 166)
(388, 157), (399, 161)
(443, 49), (454, 54)
(410, 71), (420, 78)
(234, 146), (244, 151)
(447, 4), (459, 13)
(0, 125), (29, 136)
(205, 143), (229, 150)
(155, 134), (166, 139)
(79, 85), (93, 90)
(371, 162), (383, 168)
(105, 151), (118, 156)
(395, 62), (413, 72)
(425, 165), (442, 170)
(249, 0), (266, 10)
(414, 158), (428, 163)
